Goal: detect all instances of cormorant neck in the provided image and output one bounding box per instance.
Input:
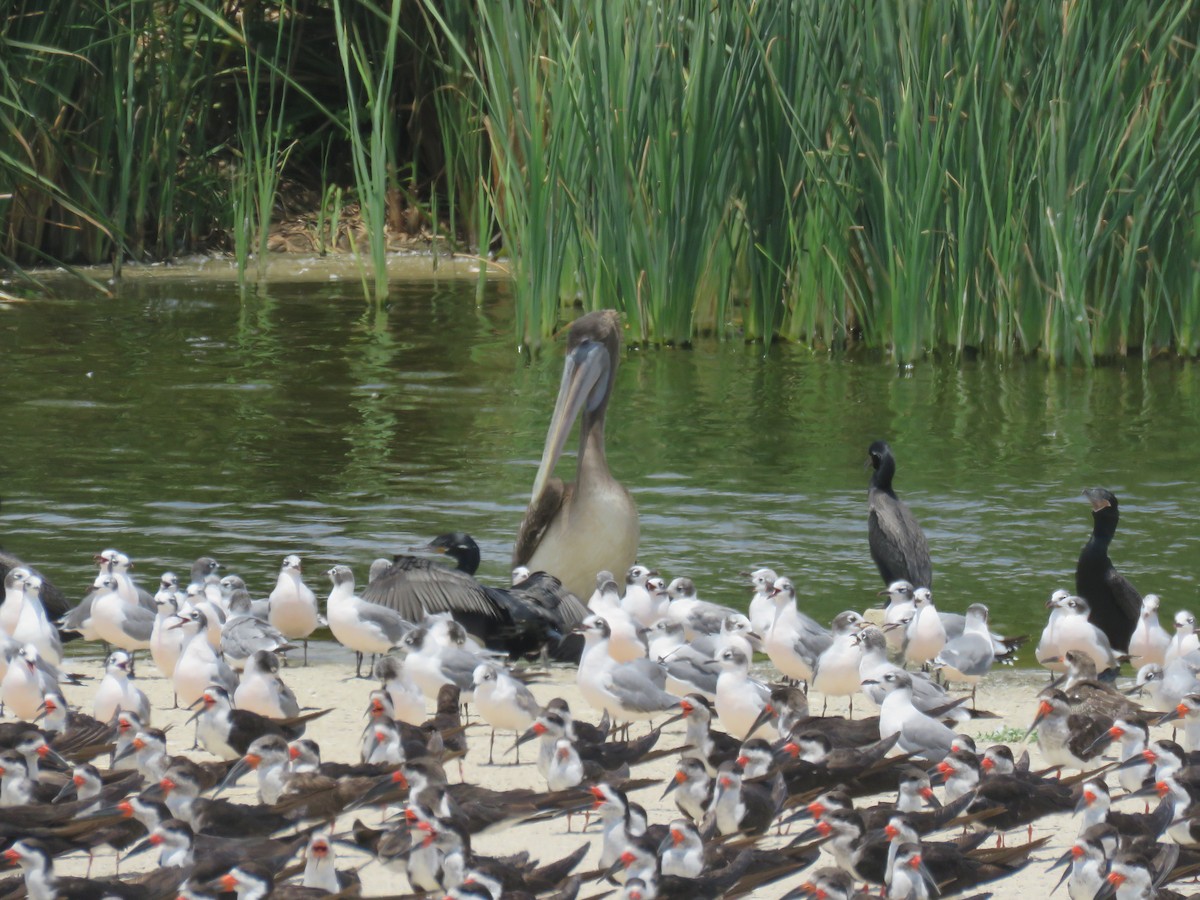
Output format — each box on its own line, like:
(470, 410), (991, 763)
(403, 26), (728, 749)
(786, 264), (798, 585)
(1088, 508), (1118, 548)
(870, 455), (896, 496)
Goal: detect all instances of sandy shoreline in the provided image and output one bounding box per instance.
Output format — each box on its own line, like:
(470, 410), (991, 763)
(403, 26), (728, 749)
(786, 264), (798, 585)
(25, 649), (1136, 898)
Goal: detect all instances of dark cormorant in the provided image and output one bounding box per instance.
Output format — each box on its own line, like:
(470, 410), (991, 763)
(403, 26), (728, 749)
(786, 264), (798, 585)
(866, 440), (933, 589)
(361, 532), (587, 660)
(1075, 487), (1141, 652)
(513, 310), (638, 601)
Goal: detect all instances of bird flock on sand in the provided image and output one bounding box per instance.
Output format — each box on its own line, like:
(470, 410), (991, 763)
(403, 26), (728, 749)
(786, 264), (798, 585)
(0, 308), (1197, 900)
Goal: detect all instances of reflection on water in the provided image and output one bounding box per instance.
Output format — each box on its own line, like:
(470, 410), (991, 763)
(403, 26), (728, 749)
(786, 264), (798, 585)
(2, 269), (1199, 649)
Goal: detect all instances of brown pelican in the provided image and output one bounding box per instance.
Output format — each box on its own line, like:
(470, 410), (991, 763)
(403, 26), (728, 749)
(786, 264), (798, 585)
(866, 440), (932, 589)
(513, 310), (638, 601)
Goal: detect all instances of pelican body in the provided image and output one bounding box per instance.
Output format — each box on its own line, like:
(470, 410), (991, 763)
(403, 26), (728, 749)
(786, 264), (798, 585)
(514, 309), (638, 601)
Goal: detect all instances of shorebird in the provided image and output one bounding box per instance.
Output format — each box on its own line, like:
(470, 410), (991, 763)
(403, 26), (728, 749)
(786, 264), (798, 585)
(266, 555), (320, 664)
(150, 575), (186, 684)
(372, 655), (426, 725)
(856, 626), (968, 723)
(90, 573), (155, 652)
(233, 650), (299, 719)
(662, 757), (712, 823)
(93, 650), (150, 725)
(574, 615), (679, 725)
(1037, 592), (1121, 673)
(620, 564), (663, 629)
(901, 588), (946, 668)
(764, 576), (831, 685)
(932, 602), (997, 700)
(170, 609), (238, 709)
(325, 564), (413, 677)
(647, 618), (721, 696)
(8, 572), (62, 666)
(472, 661), (539, 763)
(1165, 609), (1200, 666)
(219, 589), (292, 671)
(863, 670), (954, 761)
(879, 580), (917, 652)
(812, 610), (868, 712)
(745, 567), (780, 640)
(1129, 593), (1171, 668)
(711, 646), (776, 741)
(1, 644), (58, 721)
(1025, 688), (1109, 770)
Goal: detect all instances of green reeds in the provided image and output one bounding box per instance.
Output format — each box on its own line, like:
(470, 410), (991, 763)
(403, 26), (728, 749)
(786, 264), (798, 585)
(0, 0), (225, 272)
(422, 0), (1200, 361)
(332, 0), (402, 302)
(235, 0), (297, 285)
(3, 1), (1198, 363)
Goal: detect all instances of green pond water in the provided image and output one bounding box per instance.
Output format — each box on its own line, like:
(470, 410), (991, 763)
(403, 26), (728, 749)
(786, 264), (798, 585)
(3, 262), (1199, 654)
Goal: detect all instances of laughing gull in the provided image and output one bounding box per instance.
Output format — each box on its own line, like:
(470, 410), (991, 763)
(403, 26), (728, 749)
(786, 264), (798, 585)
(325, 565), (413, 677)
(89, 573), (155, 653)
(764, 576), (832, 684)
(645, 619), (719, 699)
(170, 608), (238, 708)
(664, 576), (740, 640)
(811, 610), (868, 713)
(472, 661), (539, 763)
(267, 555), (320, 664)
(9, 573), (62, 666)
(856, 625), (968, 723)
(234, 649), (299, 719)
(219, 575), (269, 620)
(932, 602), (997, 697)
(183, 583), (226, 649)
(586, 572), (647, 662)
(1037, 591), (1121, 673)
(1, 644), (58, 721)
(188, 556), (224, 607)
(862, 669), (955, 761)
(150, 578), (186, 683)
(745, 567), (780, 639)
(0, 566), (30, 637)
(220, 591), (293, 671)
(1129, 593), (1171, 669)
(879, 580), (917, 653)
(372, 655), (426, 725)
(93, 650), (150, 725)
(1165, 609), (1200, 667)
(574, 615), (679, 724)
(396, 615), (487, 702)
(901, 587), (946, 667)
(57, 550), (125, 643)
(711, 645), (776, 740)
(619, 564), (663, 629)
